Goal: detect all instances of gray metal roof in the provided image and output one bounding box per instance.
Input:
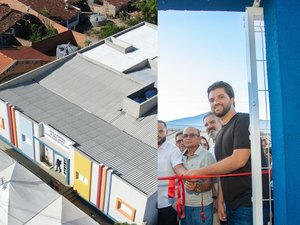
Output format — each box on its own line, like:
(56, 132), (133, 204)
(126, 66), (157, 86)
(35, 54), (157, 149)
(0, 22), (158, 195)
(0, 82), (157, 195)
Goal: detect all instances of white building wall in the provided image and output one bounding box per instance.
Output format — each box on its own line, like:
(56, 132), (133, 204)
(104, 168), (113, 213)
(90, 161), (99, 205)
(14, 109), (20, 147)
(143, 191), (157, 225)
(109, 175), (149, 225)
(69, 147), (75, 187)
(14, 111), (36, 160)
(33, 123), (43, 164)
(0, 100), (10, 142)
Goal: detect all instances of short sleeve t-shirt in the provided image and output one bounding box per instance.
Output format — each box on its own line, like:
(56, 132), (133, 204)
(215, 113), (269, 210)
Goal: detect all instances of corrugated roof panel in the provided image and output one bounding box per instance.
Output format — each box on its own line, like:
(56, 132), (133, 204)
(0, 23), (157, 195)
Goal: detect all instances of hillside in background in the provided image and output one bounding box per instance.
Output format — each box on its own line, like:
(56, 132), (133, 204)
(166, 113), (271, 133)
(166, 113), (207, 131)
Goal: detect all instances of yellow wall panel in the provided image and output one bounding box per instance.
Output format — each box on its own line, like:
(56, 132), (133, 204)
(73, 151), (92, 200)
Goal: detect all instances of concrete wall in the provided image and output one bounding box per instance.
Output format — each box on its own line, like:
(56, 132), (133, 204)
(0, 100), (10, 142)
(16, 112), (35, 160)
(73, 151), (92, 200)
(143, 191), (157, 225)
(90, 161), (100, 205)
(263, 1), (300, 224)
(33, 122), (42, 163)
(32, 30), (77, 54)
(109, 175), (150, 225)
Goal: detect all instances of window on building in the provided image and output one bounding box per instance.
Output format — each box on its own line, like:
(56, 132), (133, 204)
(115, 197), (136, 221)
(0, 117), (4, 129)
(22, 134), (32, 145)
(76, 172), (88, 185)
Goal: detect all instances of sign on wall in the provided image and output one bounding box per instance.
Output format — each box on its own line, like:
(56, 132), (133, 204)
(43, 123), (74, 153)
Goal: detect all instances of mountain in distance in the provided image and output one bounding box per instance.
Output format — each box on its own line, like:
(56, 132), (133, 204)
(166, 112), (271, 133)
(166, 112), (208, 131)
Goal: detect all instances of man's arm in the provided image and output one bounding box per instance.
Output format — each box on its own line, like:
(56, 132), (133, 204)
(174, 164), (187, 175)
(217, 180), (227, 222)
(186, 148), (251, 177)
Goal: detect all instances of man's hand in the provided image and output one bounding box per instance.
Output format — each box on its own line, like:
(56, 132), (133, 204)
(194, 182), (213, 193)
(218, 201), (227, 222)
(185, 181), (197, 191)
(184, 168), (205, 181)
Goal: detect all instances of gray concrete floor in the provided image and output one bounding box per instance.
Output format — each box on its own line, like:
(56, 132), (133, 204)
(0, 141), (114, 225)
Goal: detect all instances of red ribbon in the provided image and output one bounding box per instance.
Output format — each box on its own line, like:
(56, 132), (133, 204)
(176, 175), (185, 218)
(158, 169), (271, 181)
(168, 179), (175, 198)
(159, 170), (271, 219)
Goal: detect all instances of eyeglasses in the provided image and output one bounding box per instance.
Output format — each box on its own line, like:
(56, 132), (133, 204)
(183, 133), (199, 138)
(176, 139), (183, 144)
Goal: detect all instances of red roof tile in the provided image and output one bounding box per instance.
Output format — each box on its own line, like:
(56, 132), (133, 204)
(17, 0), (80, 21)
(0, 4), (23, 33)
(0, 54), (13, 71)
(0, 46), (54, 62)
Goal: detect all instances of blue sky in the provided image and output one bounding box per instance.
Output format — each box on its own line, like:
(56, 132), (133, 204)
(158, 10), (250, 121)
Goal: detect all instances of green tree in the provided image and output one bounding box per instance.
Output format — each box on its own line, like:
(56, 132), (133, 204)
(98, 22), (126, 40)
(132, 0), (157, 24)
(45, 26), (58, 38)
(126, 16), (143, 27)
(30, 24), (43, 42)
(40, 7), (50, 17)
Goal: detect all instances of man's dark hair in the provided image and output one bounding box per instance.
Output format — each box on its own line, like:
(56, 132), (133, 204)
(207, 81), (235, 99)
(175, 131), (183, 140)
(158, 120), (167, 128)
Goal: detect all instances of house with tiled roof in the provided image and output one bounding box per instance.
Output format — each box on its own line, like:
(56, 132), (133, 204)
(88, 0), (131, 18)
(103, 0), (131, 17)
(2, 0), (81, 29)
(0, 46), (54, 83)
(0, 4), (24, 36)
(0, 22), (157, 225)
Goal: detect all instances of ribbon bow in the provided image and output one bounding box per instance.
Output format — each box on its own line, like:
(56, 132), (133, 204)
(168, 175), (186, 219)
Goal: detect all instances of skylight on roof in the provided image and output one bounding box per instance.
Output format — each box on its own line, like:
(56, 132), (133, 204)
(105, 37), (134, 54)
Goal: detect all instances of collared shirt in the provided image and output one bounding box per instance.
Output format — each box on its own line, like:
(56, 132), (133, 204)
(182, 146), (216, 206)
(158, 140), (183, 208)
(208, 143), (216, 160)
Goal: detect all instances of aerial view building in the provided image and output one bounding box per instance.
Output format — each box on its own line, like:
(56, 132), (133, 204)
(0, 22), (157, 225)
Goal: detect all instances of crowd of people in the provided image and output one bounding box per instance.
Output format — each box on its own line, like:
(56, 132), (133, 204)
(158, 81), (272, 225)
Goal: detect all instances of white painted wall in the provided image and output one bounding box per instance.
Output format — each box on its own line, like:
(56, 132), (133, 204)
(33, 123), (42, 163)
(143, 191), (157, 225)
(0, 100), (10, 142)
(69, 147), (75, 187)
(90, 161), (99, 205)
(108, 175), (150, 225)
